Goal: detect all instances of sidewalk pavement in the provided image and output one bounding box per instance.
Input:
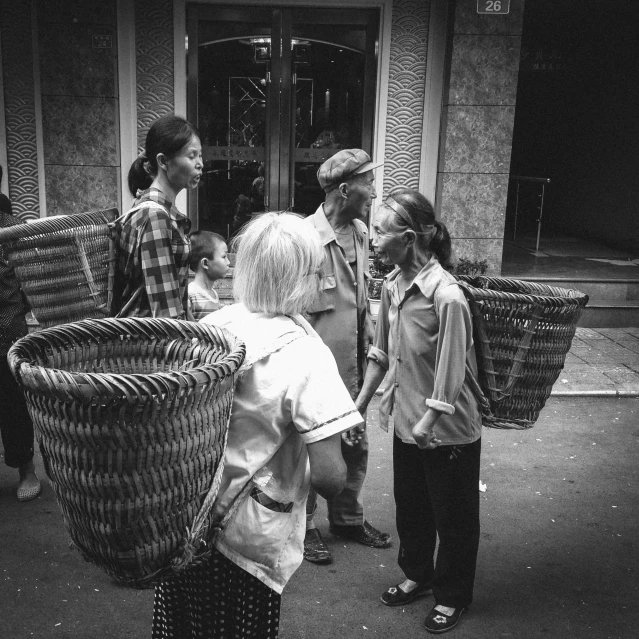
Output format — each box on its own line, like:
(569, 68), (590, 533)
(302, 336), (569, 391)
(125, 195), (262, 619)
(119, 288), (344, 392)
(552, 327), (639, 396)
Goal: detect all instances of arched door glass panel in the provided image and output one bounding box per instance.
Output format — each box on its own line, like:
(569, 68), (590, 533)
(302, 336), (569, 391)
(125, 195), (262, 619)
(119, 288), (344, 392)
(187, 5), (378, 236)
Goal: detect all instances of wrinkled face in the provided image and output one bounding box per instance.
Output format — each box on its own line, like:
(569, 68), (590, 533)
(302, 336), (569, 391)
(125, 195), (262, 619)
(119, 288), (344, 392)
(165, 135), (203, 191)
(372, 206), (409, 267)
(205, 241), (230, 281)
(345, 171), (377, 219)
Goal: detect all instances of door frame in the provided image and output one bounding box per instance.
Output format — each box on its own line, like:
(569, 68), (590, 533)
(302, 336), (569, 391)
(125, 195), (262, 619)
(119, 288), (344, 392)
(174, 0), (393, 225)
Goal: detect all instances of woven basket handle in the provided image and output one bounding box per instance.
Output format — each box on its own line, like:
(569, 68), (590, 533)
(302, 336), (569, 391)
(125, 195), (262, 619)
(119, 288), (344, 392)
(459, 280), (544, 406)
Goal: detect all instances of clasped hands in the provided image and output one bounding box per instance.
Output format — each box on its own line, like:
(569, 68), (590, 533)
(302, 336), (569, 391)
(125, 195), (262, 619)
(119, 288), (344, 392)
(342, 424), (365, 446)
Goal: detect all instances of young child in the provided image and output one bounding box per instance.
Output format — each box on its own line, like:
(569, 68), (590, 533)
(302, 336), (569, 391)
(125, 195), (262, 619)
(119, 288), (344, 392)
(188, 230), (230, 320)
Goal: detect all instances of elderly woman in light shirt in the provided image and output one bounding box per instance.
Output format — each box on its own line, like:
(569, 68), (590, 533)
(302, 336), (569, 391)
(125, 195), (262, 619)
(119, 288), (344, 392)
(355, 187), (482, 635)
(152, 212), (362, 639)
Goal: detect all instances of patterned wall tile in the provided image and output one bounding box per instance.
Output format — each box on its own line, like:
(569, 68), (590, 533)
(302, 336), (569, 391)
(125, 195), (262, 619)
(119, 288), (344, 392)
(0, 2), (40, 221)
(454, 0), (525, 36)
(442, 106), (515, 173)
(383, 0), (430, 194)
(42, 97), (118, 166)
(451, 238), (504, 275)
(135, 0), (175, 152)
(45, 165), (119, 217)
(39, 23), (116, 97)
(448, 35), (521, 106)
(37, 0), (116, 24)
(441, 173), (508, 238)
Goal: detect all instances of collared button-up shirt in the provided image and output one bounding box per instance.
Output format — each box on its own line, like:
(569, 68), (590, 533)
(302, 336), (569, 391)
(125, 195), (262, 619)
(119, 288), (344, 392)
(0, 212), (29, 357)
(112, 187), (191, 318)
(369, 257), (482, 446)
(202, 304), (363, 593)
(305, 204), (369, 399)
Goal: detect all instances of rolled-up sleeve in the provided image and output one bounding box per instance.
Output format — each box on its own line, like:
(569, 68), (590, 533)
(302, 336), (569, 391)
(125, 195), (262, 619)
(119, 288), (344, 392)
(426, 285), (473, 415)
(368, 283), (390, 370)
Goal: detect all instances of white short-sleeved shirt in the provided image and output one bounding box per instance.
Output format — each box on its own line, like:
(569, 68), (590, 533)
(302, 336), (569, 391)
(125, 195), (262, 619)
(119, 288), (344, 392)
(200, 304), (363, 593)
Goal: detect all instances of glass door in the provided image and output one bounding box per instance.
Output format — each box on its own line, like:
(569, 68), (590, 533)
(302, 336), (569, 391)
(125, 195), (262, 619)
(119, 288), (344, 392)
(187, 4), (379, 236)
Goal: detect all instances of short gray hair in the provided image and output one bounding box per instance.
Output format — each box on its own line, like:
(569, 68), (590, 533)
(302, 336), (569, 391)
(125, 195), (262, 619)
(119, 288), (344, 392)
(233, 212), (324, 315)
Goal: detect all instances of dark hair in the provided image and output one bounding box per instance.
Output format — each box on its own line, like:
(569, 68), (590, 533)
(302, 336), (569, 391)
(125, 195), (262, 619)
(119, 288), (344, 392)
(128, 115), (200, 196)
(189, 230), (226, 271)
(386, 187), (452, 269)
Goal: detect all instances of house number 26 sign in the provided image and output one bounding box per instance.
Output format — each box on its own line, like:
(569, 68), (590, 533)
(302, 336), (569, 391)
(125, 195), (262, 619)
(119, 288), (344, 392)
(477, 0), (510, 14)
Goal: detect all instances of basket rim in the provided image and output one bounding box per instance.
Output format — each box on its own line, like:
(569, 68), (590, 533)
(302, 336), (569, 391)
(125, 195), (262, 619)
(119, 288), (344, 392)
(8, 317), (246, 399)
(0, 208), (119, 244)
(456, 275), (589, 306)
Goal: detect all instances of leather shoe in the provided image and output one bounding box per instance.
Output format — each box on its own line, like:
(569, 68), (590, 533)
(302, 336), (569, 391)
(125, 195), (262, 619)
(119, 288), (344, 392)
(303, 528), (332, 564)
(329, 520), (391, 548)
(381, 582), (432, 606)
(424, 605), (468, 634)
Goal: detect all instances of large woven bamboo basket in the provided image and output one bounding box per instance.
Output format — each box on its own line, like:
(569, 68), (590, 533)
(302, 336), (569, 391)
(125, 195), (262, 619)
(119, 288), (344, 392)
(0, 208), (118, 328)
(456, 276), (589, 430)
(8, 317), (246, 588)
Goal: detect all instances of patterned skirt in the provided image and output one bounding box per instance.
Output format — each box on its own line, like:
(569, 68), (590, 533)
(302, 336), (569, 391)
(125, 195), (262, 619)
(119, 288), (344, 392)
(152, 547), (281, 639)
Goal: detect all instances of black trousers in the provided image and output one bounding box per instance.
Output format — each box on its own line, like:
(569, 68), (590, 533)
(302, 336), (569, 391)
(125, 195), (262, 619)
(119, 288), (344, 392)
(393, 434), (481, 609)
(0, 353), (34, 468)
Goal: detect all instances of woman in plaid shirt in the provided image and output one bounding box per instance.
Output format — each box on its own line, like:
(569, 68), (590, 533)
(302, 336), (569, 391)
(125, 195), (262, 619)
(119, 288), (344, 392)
(112, 115), (202, 319)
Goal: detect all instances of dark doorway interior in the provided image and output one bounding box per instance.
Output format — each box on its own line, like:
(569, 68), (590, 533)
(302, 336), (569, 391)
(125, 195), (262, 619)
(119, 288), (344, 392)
(505, 0), (639, 255)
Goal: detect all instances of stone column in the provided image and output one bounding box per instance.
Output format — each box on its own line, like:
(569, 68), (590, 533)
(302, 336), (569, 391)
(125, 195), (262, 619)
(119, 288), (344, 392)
(438, 0), (525, 274)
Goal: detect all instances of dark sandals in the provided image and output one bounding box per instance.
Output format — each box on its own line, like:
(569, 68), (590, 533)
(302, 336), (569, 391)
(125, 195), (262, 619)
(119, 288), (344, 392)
(423, 605), (469, 634)
(380, 582), (432, 607)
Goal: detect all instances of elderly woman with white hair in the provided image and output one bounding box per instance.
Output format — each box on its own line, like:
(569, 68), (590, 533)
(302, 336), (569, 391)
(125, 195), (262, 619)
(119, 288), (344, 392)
(152, 212), (362, 639)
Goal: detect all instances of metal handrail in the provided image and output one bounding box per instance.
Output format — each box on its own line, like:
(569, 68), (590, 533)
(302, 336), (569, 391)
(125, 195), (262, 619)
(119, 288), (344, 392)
(511, 175), (551, 184)
(509, 175), (551, 251)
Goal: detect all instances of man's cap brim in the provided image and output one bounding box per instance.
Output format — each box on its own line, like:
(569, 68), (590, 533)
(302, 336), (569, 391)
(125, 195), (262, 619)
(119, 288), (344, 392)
(353, 160), (384, 175)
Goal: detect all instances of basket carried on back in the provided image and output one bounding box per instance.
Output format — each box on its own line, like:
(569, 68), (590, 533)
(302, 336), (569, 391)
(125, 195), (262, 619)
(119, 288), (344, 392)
(8, 317), (246, 588)
(456, 276), (588, 430)
(0, 208), (118, 328)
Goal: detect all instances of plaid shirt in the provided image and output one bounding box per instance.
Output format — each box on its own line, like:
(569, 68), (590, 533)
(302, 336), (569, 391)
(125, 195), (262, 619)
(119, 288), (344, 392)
(0, 212), (29, 356)
(113, 188), (191, 318)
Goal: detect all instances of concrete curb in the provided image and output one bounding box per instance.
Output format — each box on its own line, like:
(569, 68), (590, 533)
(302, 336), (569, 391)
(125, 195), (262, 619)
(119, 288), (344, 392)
(374, 388), (639, 398)
(550, 389), (639, 397)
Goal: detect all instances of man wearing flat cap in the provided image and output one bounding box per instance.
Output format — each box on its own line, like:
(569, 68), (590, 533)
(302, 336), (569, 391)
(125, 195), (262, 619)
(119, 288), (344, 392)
(303, 149), (391, 565)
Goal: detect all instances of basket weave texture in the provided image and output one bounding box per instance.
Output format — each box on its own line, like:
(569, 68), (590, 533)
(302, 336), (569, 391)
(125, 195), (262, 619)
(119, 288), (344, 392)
(456, 276), (588, 430)
(0, 208), (118, 328)
(8, 317), (246, 588)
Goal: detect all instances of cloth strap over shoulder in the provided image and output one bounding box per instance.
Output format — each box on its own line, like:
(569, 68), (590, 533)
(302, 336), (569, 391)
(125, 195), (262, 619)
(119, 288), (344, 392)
(113, 201), (169, 227)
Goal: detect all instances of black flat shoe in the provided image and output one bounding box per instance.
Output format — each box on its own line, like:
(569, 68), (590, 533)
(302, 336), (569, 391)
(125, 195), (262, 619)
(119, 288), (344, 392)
(424, 605), (468, 634)
(380, 582), (432, 607)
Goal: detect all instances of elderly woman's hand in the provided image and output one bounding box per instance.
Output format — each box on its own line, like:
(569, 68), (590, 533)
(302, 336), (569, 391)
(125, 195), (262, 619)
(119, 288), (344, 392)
(342, 424), (365, 446)
(412, 409), (442, 450)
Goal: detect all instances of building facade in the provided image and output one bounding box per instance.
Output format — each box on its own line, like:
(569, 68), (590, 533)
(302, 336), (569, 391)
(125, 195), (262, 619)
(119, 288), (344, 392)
(0, 0), (524, 273)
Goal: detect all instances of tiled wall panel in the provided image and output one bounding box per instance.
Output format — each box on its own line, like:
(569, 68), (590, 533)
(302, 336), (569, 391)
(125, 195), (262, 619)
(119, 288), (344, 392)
(441, 173), (508, 238)
(45, 165), (119, 217)
(134, 0), (174, 153)
(37, 0), (119, 216)
(0, 2), (40, 220)
(383, 0), (430, 194)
